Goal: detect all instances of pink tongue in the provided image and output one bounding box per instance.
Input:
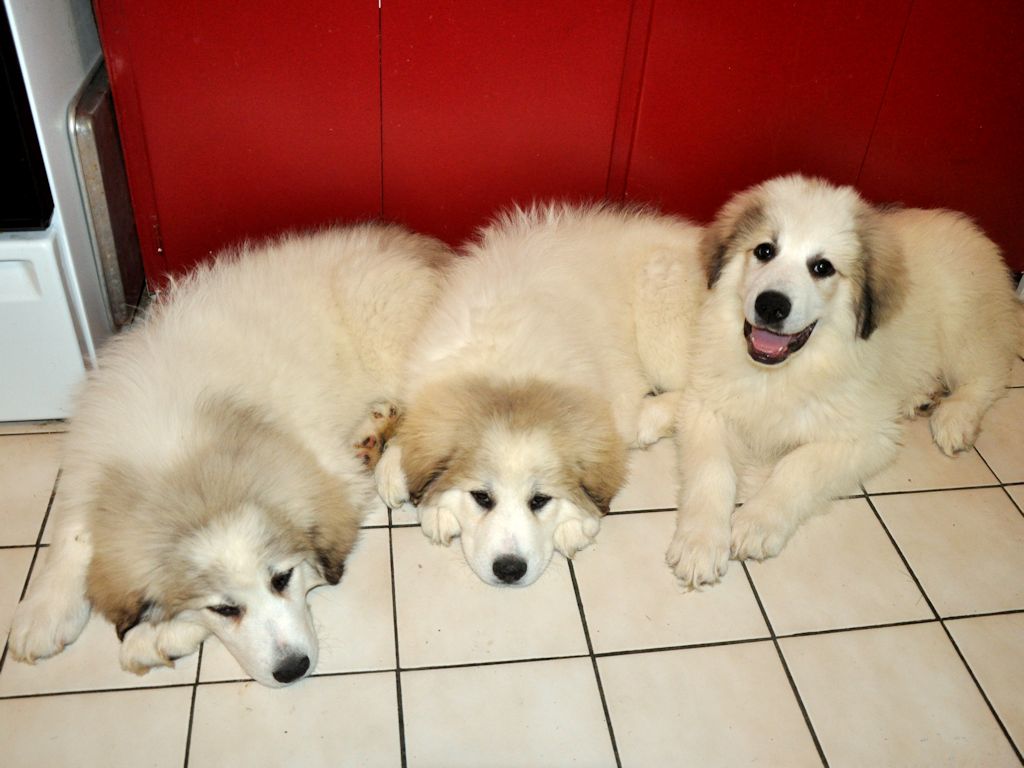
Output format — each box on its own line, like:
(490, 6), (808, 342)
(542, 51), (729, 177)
(750, 327), (792, 356)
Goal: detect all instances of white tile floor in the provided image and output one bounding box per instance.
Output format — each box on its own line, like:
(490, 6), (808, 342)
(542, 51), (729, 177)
(1, 360), (1022, 767)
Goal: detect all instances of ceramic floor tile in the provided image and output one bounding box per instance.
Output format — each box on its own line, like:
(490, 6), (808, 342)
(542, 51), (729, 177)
(0, 687), (191, 768)
(188, 673), (399, 768)
(200, 528), (395, 682)
(947, 613), (1024, 752)
(0, 433), (62, 545)
(864, 417), (997, 493)
(361, 497), (389, 527)
(572, 511), (767, 652)
(611, 439), (677, 512)
(390, 501), (419, 526)
(0, 549), (198, 696)
(391, 527), (586, 668)
(974, 388), (1024, 483)
(402, 658), (615, 768)
(747, 499), (932, 635)
(781, 623), (1017, 767)
(599, 642), (820, 768)
(0, 548), (33, 639)
(873, 488), (1024, 616)
(0, 609), (199, 696)
(1005, 484), (1024, 512)
(39, 486), (69, 545)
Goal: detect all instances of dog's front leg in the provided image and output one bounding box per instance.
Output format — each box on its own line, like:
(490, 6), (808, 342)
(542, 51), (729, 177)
(666, 395), (737, 588)
(8, 513), (93, 663)
(731, 431), (900, 561)
(119, 619), (210, 675)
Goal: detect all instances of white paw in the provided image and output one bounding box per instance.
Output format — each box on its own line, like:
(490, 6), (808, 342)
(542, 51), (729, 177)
(374, 444), (409, 508)
(119, 623), (170, 675)
(419, 503), (460, 545)
(730, 502), (793, 561)
(553, 516), (601, 559)
(666, 525), (731, 588)
(7, 588), (91, 664)
(635, 393), (681, 448)
(929, 401), (981, 456)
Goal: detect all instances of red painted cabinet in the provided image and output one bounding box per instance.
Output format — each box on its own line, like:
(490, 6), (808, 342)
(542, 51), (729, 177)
(858, 0), (1024, 267)
(93, 0), (381, 279)
(93, 1), (1024, 281)
(625, 0), (911, 220)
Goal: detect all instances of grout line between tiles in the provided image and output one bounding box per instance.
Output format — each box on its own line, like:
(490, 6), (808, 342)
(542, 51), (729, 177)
(972, 446), (1024, 519)
(940, 622), (1024, 764)
(0, 469), (61, 677)
(386, 508), (408, 768)
(865, 492), (1023, 762)
(182, 643), (203, 768)
(863, 494), (940, 618)
(567, 560), (622, 768)
(741, 561), (829, 768)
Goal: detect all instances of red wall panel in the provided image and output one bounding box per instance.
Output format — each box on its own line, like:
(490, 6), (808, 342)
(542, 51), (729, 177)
(94, 0), (382, 283)
(381, 0), (633, 244)
(857, 0), (1024, 270)
(626, 0), (910, 223)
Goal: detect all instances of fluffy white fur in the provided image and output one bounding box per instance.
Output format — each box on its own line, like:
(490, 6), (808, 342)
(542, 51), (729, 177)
(7, 225), (447, 686)
(668, 175), (1024, 588)
(377, 203), (705, 587)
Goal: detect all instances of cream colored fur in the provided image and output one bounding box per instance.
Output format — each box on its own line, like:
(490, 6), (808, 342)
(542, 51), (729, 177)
(376, 203), (705, 586)
(7, 225), (449, 685)
(668, 175), (1023, 588)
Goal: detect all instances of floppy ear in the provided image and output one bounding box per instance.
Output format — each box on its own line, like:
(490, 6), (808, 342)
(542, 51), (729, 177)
(855, 208), (907, 339)
(307, 476), (361, 585)
(395, 384), (469, 508)
(702, 189), (765, 289)
(112, 597), (154, 641)
(84, 465), (166, 639)
(566, 428), (628, 519)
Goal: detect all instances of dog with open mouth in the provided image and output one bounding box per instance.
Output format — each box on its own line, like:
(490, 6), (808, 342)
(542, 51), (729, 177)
(667, 174), (1023, 588)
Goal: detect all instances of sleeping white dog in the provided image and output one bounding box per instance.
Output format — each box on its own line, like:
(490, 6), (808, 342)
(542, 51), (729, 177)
(667, 175), (1023, 588)
(377, 203), (704, 586)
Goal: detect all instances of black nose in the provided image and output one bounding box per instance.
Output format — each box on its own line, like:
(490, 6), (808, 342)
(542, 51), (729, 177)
(755, 291), (791, 324)
(492, 555), (528, 584)
(272, 654), (310, 684)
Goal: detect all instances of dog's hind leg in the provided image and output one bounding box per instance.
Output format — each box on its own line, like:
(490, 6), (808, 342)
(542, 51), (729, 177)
(635, 390), (683, 448)
(352, 400), (401, 470)
(120, 619), (210, 675)
(7, 512), (92, 663)
(929, 377), (1006, 456)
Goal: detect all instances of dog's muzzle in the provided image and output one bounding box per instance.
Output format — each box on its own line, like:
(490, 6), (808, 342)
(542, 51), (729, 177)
(744, 320), (816, 365)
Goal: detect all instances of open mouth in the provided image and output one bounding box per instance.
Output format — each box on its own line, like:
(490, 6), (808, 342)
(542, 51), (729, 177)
(744, 320), (817, 365)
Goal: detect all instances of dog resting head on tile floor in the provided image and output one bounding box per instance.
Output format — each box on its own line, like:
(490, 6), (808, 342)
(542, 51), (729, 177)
(667, 174), (1024, 589)
(6, 224), (450, 686)
(376, 203), (706, 587)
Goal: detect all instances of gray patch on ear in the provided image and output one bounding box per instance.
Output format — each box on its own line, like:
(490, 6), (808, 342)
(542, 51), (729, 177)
(580, 484), (611, 516)
(408, 458), (451, 507)
(115, 599), (155, 642)
(705, 203), (765, 289)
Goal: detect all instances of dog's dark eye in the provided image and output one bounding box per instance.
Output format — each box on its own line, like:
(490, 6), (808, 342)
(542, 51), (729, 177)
(470, 490), (494, 511)
(271, 568), (293, 594)
(753, 242), (776, 261)
(528, 493), (551, 512)
(208, 604), (241, 618)
(809, 258), (835, 278)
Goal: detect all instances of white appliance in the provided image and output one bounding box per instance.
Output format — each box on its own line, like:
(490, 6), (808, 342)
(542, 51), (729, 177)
(1, 0), (117, 421)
